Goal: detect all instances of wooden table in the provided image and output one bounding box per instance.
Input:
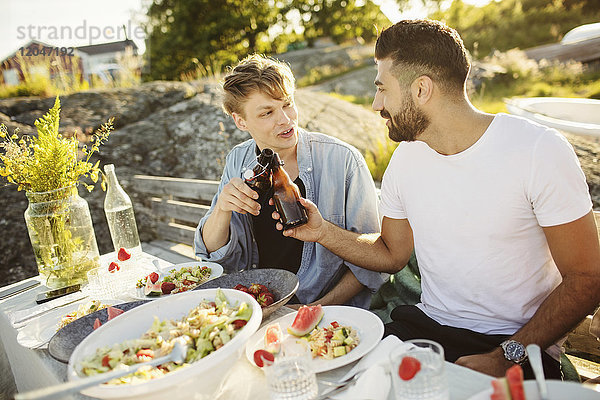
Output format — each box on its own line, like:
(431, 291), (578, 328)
(0, 253), (494, 400)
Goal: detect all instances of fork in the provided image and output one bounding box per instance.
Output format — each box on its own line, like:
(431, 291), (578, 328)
(317, 369), (364, 399)
(15, 337), (190, 400)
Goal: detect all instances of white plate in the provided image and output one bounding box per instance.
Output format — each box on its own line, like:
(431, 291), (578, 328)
(467, 380), (600, 400)
(16, 298), (120, 349)
(129, 261), (224, 300)
(245, 305), (384, 373)
(68, 288), (262, 399)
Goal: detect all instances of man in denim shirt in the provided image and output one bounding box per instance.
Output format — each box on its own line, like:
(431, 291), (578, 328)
(194, 54), (383, 308)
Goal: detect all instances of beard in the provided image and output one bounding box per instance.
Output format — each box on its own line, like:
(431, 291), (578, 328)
(381, 95), (430, 143)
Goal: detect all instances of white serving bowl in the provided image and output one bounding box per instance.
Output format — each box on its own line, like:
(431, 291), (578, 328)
(67, 288), (262, 399)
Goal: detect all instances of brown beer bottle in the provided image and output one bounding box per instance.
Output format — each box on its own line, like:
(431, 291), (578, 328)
(271, 152), (308, 229)
(243, 148), (274, 207)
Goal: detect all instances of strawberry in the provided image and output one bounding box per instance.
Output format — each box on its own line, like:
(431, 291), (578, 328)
(148, 272), (159, 284)
(108, 261), (120, 273)
(248, 283), (262, 295)
(102, 354), (110, 367)
(232, 319), (247, 330)
(233, 284), (248, 291)
(117, 247), (131, 261)
(253, 349), (275, 368)
(161, 282), (176, 294)
(257, 293), (275, 307)
(256, 284), (269, 293)
(398, 356), (421, 380)
(136, 349), (154, 360)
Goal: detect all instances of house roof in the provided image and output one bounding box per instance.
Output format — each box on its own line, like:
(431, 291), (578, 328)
(0, 39), (57, 64)
(76, 39), (138, 56)
(524, 36), (600, 64)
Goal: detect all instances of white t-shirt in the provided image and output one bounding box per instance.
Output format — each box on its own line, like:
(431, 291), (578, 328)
(379, 113), (592, 336)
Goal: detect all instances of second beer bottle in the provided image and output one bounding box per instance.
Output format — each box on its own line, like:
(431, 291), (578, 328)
(243, 148), (274, 207)
(271, 152), (308, 229)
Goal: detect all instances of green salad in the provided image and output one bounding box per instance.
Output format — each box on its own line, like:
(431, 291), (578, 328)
(79, 290), (252, 384)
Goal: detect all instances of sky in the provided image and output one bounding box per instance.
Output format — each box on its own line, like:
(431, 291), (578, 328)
(1, 0), (492, 61)
(1, 0), (146, 60)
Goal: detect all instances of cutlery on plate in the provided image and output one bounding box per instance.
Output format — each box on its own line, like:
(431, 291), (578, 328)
(14, 337), (190, 400)
(319, 369), (365, 387)
(526, 344), (549, 400)
(317, 369), (365, 399)
(317, 374), (362, 400)
(12, 294), (88, 327)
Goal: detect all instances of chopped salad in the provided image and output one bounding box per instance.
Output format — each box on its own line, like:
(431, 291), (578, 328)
(79, 289), (252, 384)
(58, 300), (111, 330)
(136, 265), (212, 295)
(301, 321), (359, 360)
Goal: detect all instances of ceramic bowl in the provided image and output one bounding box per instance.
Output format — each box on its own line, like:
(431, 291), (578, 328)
(67, 288), (262, 399)
(195, 268), (299, 319)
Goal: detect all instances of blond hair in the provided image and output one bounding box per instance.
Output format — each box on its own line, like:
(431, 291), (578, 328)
(222, 54), (295, 116)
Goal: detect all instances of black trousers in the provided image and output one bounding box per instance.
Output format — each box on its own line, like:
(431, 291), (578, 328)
(384, 305), (562, 380)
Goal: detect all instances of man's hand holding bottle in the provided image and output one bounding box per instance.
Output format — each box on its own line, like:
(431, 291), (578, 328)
(217, 177), (261, 216)
(271, 197), (325, 243)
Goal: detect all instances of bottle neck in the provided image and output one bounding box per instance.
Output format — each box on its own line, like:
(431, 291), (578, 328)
(105, 170), (120, 189)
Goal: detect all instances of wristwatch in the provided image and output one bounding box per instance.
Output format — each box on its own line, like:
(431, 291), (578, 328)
(500, 340), (528, 364)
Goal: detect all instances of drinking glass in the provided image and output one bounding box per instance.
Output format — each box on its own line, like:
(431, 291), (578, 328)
(85, 264), (137, 299)
(264, 345), (318, 400)
(389, 339), (449, 400)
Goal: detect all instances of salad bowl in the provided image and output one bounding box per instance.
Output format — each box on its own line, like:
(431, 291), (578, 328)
(195, 268), (299, 319)
(67, 288), (262, 399)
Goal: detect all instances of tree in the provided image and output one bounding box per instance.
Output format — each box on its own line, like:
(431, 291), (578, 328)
(144, 0), (281, 80)
(143, 0), (391, 81)
(291, 0), (390, 46)
(428, 0), (600, 58)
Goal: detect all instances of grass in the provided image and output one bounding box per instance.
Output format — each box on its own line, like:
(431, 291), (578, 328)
(296, 62), (372, 88)
(0, 48), (141, 98)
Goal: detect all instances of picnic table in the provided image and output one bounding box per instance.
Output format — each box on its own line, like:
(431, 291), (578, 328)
(0, 252), (494, 400)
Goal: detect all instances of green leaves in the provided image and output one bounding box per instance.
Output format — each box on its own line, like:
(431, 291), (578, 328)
(0, 96), (114, 193)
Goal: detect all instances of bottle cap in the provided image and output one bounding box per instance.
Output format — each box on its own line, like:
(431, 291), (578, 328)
(243, 169), (255, 181)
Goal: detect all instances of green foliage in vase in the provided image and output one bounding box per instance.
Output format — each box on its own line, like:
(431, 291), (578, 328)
(0, 97), (112, 288)
(0, 96), (114, 192)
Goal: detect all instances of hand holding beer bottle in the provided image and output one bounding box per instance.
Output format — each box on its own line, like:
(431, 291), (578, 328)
(271, 152), (308, 229)
(243, 148), (275, 208)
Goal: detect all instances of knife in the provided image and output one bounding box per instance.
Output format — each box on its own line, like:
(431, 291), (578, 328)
(13, 293), (88, 327)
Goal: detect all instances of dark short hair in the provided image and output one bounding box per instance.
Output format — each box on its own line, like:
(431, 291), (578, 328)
(222, 54), (295, 116)
(375, 19), (470, 92)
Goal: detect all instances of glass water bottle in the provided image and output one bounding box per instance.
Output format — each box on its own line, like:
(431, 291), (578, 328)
(103, 164), (141, 254)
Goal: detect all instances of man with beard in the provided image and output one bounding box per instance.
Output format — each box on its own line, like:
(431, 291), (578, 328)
(276, 19), (600, 379)
(194, 54), (383, 309)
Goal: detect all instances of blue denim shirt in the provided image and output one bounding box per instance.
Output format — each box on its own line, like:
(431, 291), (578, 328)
(194, 129), (384, 308)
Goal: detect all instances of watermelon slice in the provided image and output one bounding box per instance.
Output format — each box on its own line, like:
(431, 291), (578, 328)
(144, 279), (162, 296)
(107, 306), (124, 320)
(264, 323), (283, 353)
(506, 364), (525, 400)
(490, 378), (511, 400)
(288, 304), (324, 336)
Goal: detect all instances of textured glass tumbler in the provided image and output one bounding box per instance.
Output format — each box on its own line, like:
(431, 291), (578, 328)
(264, 347), (318, 400)
(390, 339), (449, 400)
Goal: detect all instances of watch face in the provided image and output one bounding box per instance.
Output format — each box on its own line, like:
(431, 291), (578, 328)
(506, 341), (525, 360)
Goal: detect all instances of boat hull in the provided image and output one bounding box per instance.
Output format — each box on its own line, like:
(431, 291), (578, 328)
(505, 97), (600, 136)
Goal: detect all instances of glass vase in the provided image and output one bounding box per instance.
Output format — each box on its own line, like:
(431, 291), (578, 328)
(24, 185), (100, 289)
